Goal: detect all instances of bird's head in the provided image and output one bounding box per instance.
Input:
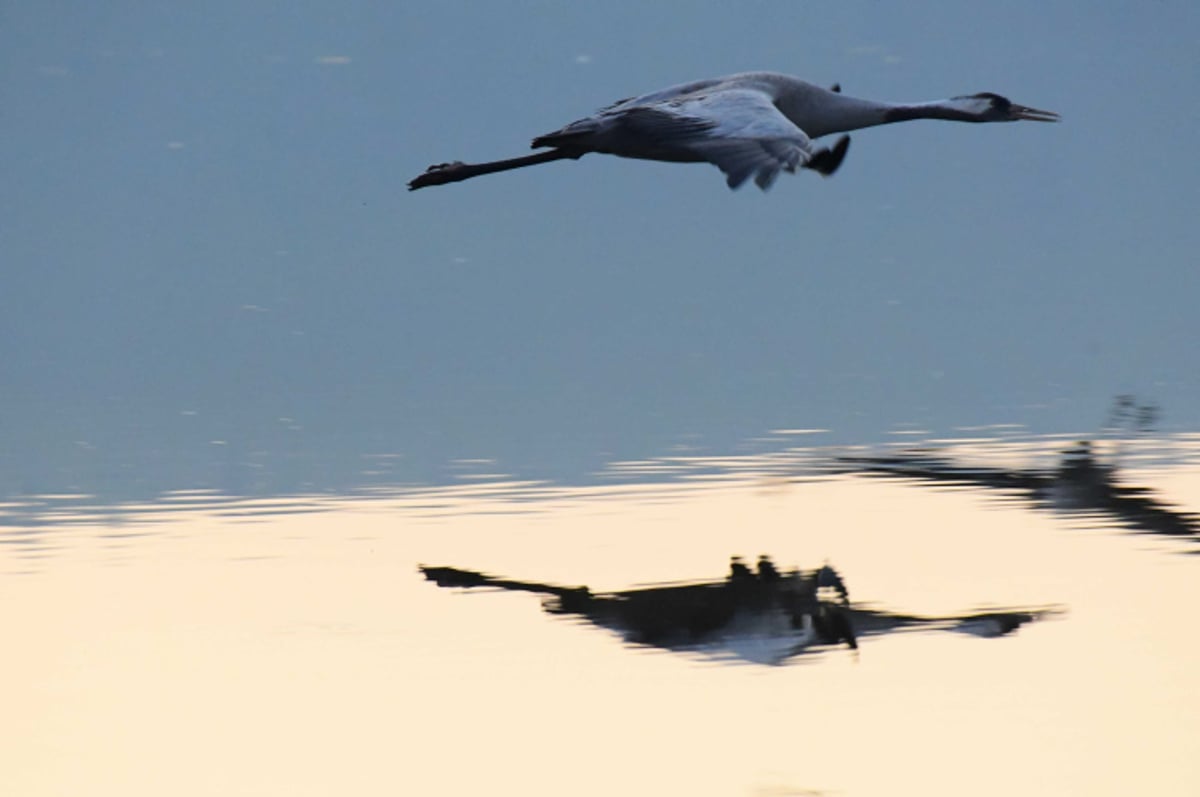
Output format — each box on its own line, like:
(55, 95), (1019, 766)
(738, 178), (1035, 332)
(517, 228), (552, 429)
(959, 92), (1060, 122)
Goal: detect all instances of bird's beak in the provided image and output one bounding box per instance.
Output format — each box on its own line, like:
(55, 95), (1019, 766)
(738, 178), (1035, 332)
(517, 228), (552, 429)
(1011, 103), (1060, 122)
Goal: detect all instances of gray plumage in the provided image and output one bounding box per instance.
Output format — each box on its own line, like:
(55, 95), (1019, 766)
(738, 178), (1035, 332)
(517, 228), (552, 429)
(410, 71), (1058, 191)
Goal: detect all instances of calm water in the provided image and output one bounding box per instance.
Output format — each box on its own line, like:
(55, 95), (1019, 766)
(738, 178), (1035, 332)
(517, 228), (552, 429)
(5, 433), (1199, 796)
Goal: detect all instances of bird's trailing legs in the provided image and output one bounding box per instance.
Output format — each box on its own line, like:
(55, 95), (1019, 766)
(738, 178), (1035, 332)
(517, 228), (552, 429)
(408, 149), (583, 190)
(409, 134), (850, 190)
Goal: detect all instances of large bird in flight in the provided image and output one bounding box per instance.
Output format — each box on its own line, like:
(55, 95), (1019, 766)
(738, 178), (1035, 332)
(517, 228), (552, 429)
(409, 71), (1058, 191)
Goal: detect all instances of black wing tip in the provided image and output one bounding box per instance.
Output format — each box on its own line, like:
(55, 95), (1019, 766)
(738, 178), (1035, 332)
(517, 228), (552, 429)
(809, 135), (851, 177)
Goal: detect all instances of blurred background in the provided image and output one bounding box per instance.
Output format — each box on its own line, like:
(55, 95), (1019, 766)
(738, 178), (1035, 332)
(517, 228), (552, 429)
(3, 1), (1197, 500)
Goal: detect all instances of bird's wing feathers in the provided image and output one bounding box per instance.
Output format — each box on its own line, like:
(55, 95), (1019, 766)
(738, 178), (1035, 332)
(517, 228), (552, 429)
(623, 89), (817, 189)
(704, 140), (806, 190)
(599, 77), (727, 112)
(611, 106), (720, 141)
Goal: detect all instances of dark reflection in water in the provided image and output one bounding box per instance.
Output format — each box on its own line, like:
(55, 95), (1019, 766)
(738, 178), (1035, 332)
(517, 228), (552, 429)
(839, 439), (1200, 544)
(837, 399), (1199, 546)
(421, 557), (1060, 666)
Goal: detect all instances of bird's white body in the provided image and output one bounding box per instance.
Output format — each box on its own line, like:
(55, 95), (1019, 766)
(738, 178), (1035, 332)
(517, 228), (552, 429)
(410, 71), (1058, 191)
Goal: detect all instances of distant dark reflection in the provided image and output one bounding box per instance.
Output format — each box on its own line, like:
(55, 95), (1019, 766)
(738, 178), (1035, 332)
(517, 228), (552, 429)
(420, 556), (1059, 666)
(837, 396), (1198, 545)
(838, 439), (1199, 543)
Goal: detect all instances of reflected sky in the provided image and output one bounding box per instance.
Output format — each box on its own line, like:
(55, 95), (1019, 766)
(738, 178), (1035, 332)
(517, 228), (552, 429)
(4, 450), (1198, 796)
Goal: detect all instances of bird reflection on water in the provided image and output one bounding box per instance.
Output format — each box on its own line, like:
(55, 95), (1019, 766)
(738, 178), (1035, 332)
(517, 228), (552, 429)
(420, 556), (1059, 666)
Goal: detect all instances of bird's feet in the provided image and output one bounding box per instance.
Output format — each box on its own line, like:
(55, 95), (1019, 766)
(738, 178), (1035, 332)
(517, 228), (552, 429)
(408, 161), (467, 191)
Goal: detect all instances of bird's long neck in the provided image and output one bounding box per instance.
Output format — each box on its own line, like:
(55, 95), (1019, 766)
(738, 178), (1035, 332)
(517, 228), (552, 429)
(880, 100), (986, 125)
(779, 92), (982, 139)
(774, 91), (896, 138)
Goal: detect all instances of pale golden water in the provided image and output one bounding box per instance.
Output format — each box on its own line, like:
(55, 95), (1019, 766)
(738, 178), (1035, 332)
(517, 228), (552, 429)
(4, 438), (1200, 796)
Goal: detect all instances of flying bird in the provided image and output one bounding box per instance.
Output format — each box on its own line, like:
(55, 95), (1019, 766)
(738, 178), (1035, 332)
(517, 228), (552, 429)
(408, 71), (1059, 192)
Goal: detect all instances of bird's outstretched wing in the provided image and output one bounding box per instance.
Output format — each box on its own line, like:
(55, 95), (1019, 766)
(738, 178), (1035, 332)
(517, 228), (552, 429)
(596, 77), (727, 114)
(623, 89), (823, 189)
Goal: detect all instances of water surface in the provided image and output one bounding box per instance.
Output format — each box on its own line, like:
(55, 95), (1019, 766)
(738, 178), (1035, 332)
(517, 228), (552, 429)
(5, 435), (1198, 796)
